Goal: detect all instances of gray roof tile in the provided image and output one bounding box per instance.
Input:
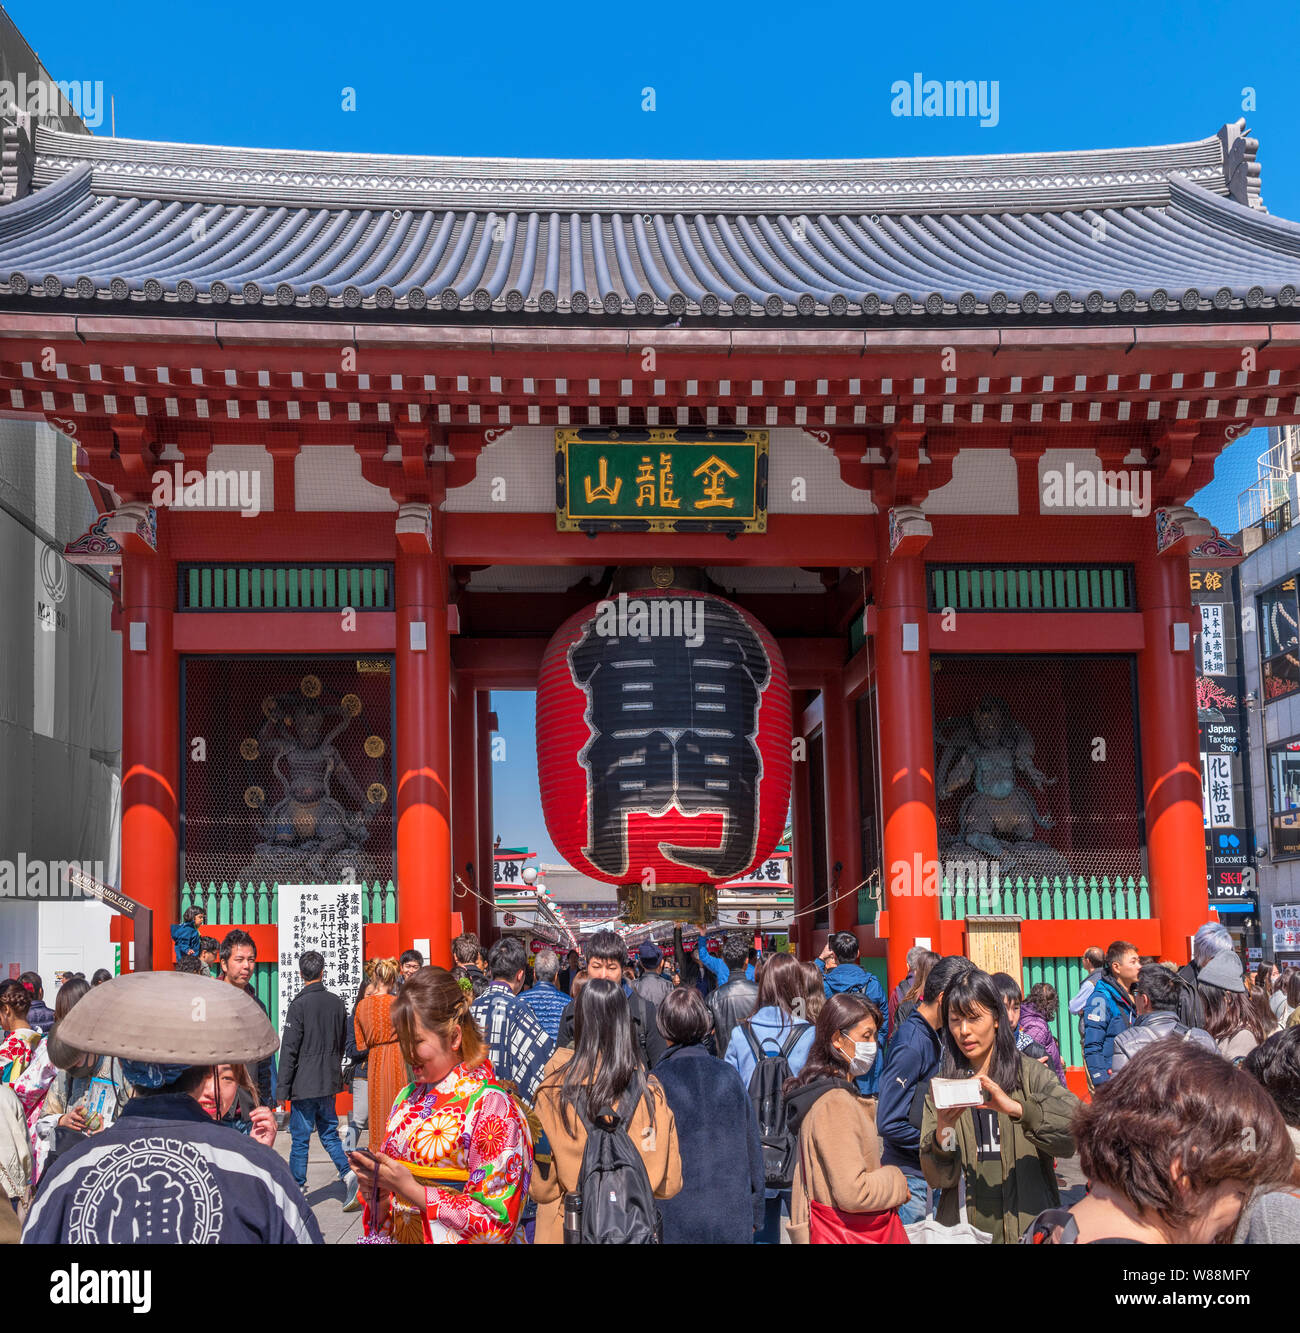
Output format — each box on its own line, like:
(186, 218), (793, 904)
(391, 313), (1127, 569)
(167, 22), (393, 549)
(2, 122), (1297, 323)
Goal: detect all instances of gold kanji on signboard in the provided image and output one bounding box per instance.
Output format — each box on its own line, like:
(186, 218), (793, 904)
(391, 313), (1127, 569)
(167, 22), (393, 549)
(584, 457), (623, 505)
(693, 455), (739, 509)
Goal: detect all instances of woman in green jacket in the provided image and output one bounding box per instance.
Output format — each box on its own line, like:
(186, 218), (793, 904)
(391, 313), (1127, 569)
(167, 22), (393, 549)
(920, 967), (1080, 1243)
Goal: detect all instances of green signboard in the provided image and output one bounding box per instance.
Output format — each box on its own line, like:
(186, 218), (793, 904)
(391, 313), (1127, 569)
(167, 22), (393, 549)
(556, 428), (767, 532)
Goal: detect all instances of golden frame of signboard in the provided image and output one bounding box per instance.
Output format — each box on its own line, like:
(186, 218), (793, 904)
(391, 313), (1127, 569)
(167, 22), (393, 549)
(618, 883), (719, 926)
(556, 428), (768, 534)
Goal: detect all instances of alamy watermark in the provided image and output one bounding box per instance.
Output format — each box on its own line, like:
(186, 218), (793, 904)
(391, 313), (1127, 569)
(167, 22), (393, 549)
(1041, 462), (1151, 518)
(890, 73), (999, 128)
(593, 593), (704, 647)
(889, 854), (1006, 898)
(151, 465), (261, 518)
(2, 73), (105, 129)
(0, 855), (112, 899)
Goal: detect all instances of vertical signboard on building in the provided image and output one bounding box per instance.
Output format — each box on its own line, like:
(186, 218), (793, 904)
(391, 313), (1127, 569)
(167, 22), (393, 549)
(1191, 568), (1255, 907)
(277, 884), (364, 1023)
(1273, 903), (1300, 957)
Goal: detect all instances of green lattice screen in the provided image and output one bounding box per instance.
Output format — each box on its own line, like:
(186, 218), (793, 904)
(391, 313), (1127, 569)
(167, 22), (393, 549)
(180, 564), (393, 610)
(928, 565), (1133, 612)
(1023, 957), (1089, 1070)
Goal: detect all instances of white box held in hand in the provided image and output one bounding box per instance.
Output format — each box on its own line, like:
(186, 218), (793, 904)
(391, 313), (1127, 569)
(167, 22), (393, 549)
(931, 1076), (983, 1109)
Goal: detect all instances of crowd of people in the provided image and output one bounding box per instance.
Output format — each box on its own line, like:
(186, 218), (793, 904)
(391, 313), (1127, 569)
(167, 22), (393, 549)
(2, 917), (1300, 1246)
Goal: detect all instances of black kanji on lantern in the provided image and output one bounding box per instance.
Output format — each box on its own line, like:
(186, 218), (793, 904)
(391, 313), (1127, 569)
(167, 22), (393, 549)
(568, 597), (771, 879)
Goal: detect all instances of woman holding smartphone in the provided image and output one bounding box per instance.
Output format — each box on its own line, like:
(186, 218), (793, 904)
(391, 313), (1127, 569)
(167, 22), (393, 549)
(919, 967), (1080, 1243)
(347, 967), (533, 1244)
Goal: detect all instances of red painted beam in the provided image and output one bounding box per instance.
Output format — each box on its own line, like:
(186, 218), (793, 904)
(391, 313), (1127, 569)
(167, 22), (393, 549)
(779, 638), (846, 688)
(800, 692), (825, 738)
(924, 515), (1150, 563)
(926, 611), (1145, 652)
(172, 611), (395, 653)
(453, 638), (547, 688)
(444, 512), (874, 566)
(1021, 919), (1162, 958)
(844, 641), (873, 700)
(934, 919), (1162, 959)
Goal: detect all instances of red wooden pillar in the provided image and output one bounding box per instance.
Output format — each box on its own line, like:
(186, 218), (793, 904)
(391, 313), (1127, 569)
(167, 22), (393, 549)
(394, 541), (453, 968)
(1136, 542), (1209, 964)
(876, 542), (942, 991)
(476, 691), (496, 947)
(119, 517), (179, 972)
(821, 671), (863, 934)
(790, 691), (815, 957)
(451, 675), (478, 941)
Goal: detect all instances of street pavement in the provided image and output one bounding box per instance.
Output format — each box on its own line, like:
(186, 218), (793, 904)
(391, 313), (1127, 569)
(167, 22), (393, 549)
(273, 1114), (1088, 1244)
(272, 1117), (365, 1244)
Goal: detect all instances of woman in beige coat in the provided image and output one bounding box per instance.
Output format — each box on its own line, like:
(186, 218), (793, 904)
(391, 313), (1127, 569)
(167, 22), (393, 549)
(785, 992), (910, 1243)
(531, 979), (681, 1243)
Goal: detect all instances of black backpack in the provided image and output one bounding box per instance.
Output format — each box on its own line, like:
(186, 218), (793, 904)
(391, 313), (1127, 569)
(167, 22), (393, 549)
(575, 1105), (662, 1244)
(742, 1021), (810, 1190)
(1169, 970), (1206, 1030)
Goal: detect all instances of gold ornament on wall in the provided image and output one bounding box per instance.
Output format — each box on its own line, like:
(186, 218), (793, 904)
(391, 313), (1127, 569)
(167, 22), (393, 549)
(300, 675), (322, 698)
(364, 734), (385, 758)
(341, 693), (362, 717)
(239, 737), (259, 761)
(366, 782), (388, 806)
(244, 786), (265, 808)
(651, 566), (674, 588)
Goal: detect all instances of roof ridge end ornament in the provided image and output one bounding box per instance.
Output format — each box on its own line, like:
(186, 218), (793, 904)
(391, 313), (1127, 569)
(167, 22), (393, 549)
(0, 104), (34, 203)
(1217, 118), (1262, 209)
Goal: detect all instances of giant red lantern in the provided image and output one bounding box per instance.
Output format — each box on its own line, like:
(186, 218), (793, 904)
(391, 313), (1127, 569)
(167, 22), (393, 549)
(536, 589), (791, 895)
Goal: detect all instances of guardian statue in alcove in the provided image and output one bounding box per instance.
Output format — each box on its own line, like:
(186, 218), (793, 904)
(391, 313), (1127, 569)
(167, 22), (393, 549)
(934, 693), (1067, 880)
(241, 687), (379, 885)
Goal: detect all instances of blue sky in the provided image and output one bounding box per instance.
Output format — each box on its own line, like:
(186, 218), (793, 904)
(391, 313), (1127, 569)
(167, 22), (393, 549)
(16, 0), (1298, 860)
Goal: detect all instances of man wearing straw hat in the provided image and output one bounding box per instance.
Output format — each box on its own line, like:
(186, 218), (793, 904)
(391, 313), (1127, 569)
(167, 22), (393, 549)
(21, 972), (322, 1244)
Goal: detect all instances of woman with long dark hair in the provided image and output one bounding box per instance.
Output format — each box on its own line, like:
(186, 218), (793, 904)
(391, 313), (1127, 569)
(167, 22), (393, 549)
(784, 993), (909, 1243)
(723, 951), (815, 1244)
(920, 967), (1080, 1243)
(531, 978), (682, 1243)
(654, 988), (765, 1243)
(1286, 971), (1300, 1029)
(1198, 950), (1272, 1064)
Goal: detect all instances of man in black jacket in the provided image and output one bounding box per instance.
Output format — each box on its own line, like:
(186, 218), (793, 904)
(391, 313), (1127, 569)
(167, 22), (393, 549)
(556, 929), (668, 1068)
(706, 932), (759, 1058)
(279, 950), (357, 1208)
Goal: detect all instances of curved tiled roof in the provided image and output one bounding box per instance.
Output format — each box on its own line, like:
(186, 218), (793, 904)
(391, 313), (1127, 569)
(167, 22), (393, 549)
(2, 121), (1297, 324)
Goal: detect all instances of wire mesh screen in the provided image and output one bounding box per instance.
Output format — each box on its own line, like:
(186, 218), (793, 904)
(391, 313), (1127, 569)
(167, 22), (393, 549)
(931, 654), (1143, 884)
(182, 655), (394, 889)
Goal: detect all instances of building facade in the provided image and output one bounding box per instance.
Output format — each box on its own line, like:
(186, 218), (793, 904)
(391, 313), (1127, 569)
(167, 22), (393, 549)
(1240, 425), (1300, 966)
(4, 114), (1300, 1077)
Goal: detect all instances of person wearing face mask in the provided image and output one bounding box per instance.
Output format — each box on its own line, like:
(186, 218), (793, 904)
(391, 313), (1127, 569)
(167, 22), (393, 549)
(783, 993), (909, 1244)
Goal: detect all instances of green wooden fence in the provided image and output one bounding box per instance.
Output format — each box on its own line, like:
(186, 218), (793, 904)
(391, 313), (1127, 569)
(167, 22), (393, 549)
(181, 880), (397, 926)
(1022, 956), (1088, 1072)
(939, 875), (1150, 921)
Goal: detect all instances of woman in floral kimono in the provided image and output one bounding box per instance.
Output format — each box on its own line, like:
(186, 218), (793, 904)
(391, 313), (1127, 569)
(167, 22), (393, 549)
(348, 967), (533, 1244)
(0, 983), (41, 1087)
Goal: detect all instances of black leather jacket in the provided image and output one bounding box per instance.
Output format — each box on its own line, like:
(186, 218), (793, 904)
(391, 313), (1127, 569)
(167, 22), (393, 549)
(707, 978), (759, 1060)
